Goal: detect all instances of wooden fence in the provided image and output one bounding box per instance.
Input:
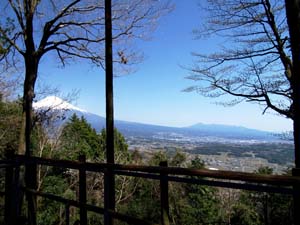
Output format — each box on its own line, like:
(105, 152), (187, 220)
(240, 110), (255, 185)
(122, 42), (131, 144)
(1, 154), (300, 225)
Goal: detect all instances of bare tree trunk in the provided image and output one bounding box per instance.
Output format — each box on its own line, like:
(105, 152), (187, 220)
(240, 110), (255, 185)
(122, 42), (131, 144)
(285, 0), (300, 169)
(23, 54), (39, 153)
(23, 55), (39, 225)
(284, 2), (300, 225)
(18, 113), (26, 155)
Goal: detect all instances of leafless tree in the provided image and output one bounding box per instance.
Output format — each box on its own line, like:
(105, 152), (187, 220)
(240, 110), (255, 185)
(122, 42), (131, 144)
(185, 0), (291, 118)
(0, 2), (172, 223)
(0, 0), (172, 156)
(0, 73), (21, 103)
(184, 0), (300, 168)
(284, 4), (300, 224)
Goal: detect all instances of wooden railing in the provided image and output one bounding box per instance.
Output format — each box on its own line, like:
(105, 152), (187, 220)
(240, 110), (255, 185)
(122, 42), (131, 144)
(1, 154), (300, 225)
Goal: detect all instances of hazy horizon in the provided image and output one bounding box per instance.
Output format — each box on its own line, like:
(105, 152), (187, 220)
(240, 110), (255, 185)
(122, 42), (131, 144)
(36, 0), (292, 133)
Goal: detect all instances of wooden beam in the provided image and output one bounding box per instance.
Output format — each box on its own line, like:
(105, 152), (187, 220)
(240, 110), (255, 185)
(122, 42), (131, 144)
(14, 155), (300, 186)
(79, 155), (87, 225)
(159, 161), (170, 225)
(104, 0), (115, 224)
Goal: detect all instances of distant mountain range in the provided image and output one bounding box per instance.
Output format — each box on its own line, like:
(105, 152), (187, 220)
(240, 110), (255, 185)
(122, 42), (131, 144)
(33, 96), (279, 141)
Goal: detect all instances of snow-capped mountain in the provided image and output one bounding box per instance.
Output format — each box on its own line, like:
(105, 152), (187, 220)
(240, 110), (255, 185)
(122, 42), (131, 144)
(33, 96), (278, 141)
(33, 96), (87, 113)
(33, 96), (106, 131)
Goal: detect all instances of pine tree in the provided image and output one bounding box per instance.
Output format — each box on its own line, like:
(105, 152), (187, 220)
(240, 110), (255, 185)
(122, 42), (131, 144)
(59, 114), (102, 160)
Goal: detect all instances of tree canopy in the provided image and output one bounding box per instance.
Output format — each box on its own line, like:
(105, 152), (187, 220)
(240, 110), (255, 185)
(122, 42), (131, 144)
(185, 0), (292, 119)
(0, 0), (172, 156)
(59, 113), (130, 162)
(185, 0), (300, 168)
(0, 0), (171, 69)
(0, 97), (22, 156)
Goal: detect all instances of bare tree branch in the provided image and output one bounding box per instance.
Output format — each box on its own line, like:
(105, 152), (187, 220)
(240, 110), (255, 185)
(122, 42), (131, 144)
(186, 0), (293, 119)
(0, 0), (172, 157)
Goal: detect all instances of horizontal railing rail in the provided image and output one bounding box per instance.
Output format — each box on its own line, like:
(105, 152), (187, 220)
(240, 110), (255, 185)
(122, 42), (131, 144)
(23, 188), (157, 225)
(14, 155), (300, 186)
(1, 154), (300, 225)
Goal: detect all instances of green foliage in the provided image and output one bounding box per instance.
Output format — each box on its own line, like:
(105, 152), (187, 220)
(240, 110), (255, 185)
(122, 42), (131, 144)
(59, 114), (103, 160)
(189, 156), (205, 169)
(50, 116), (132, 224)
(184, 142), (294, 165)
(122, 177), (161, 224)
(122, 152), (222, 225)
(230, 203), (261, 225)
(37, 175), (73, 225)
(255, 166), (273, 175)
(98, 128), (130, 164)
(169, 150), (187, 167)
(148, 150), (168, 166)
(1, 110), (291, 225)
(267, 194), (294, 225)
(0, 98), (22, 157)
(59, 114), (130, 163)
(178, 185), (221, 225)
(176, 157), (221, 225)
(232, 167), (294, 225)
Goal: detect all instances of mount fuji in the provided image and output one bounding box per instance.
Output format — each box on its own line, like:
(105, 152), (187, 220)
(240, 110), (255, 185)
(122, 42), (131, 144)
(33, 96), (278, 141)
(33, 96), (106, 131)
(33, 96), (88, 113)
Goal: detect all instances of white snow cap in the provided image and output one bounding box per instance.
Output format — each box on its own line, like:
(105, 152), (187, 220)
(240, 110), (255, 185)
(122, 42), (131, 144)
(33, 96), (87, 113)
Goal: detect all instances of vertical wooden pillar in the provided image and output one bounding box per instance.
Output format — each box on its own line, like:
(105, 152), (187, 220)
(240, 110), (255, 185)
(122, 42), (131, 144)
(65, 203), (70, 225)
(79, 155), (87, 225)
(284, 2), (300, 224)
(4, 152), (13, 225)
(14, 160), (21, 225)
(25, 157), (37, 225)
(285, 0), (300, 168)
(160, 161), (170, 225)
(4, 151), (15, 225)
(293, 168), (300, 225)
(104, 0), (115, 224)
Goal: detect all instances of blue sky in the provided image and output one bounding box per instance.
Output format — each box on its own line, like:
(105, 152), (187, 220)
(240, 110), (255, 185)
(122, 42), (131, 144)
(37, 0), (292, 132)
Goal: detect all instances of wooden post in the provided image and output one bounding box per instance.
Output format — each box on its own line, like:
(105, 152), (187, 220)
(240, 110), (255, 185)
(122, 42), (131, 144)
(26, 158), (37, 225)
(65, 203), (70, 225)
(159, 161), (170, 225)
(4, 152), (13, 225)
(292, 168), (300, 225)
(104, 0), (115, 224)
(79, 155), (87, 225)
(284, 2), (300, 223)
(4, 151), (15, 225)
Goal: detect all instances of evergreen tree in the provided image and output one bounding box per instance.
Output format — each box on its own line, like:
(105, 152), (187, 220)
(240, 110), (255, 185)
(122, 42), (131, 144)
(0, 98), (22, 157)
(59, 114), (130, 163)
(124, 153), (222, 225)
(179, 157), (221, 225)
(98, 128), (130, 164)
(231, 167), (294, 225)
(59, 114), (102, 161)
(55, 116), (133, 224)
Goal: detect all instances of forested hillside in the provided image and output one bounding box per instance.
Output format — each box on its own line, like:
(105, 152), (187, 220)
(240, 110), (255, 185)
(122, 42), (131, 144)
(0, 101), (293, 224)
